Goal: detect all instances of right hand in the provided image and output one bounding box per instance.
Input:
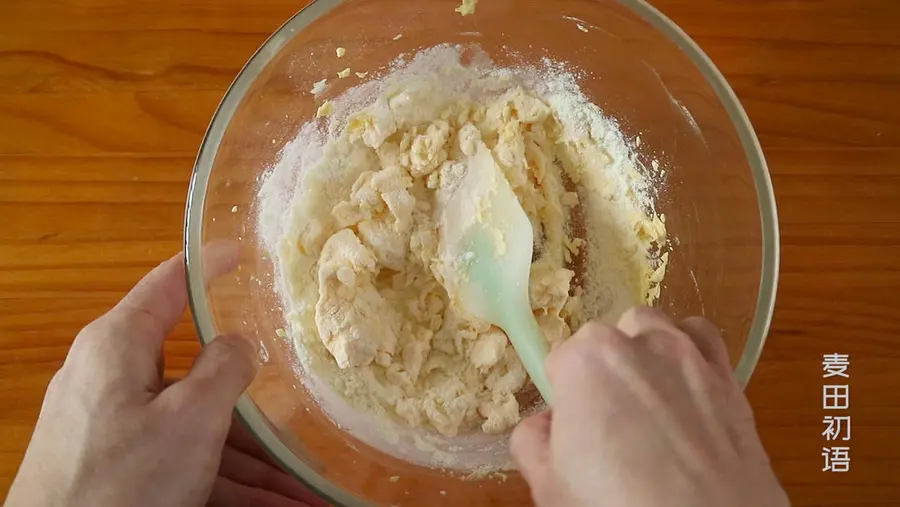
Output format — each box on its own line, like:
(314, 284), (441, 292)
(511, 307), (790, 507)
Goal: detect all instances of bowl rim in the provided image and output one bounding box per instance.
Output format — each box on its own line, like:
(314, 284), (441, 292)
(184, 0), (780, 504)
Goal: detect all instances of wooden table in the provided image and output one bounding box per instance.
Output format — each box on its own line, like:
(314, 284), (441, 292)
(1, 0), (898, 505)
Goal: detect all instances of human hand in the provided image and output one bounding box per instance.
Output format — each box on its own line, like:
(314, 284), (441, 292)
(511, 307), (790, 507)
(5, 250), (326, 507)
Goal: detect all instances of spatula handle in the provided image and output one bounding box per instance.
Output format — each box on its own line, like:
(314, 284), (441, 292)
(503, 312), (553, 405)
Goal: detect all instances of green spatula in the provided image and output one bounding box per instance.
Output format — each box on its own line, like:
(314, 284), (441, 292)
(440, 142), (553, 404)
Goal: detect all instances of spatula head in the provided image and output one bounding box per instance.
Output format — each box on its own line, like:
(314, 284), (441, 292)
(439, 142), (534, 323)
(439, 142), (553, 403)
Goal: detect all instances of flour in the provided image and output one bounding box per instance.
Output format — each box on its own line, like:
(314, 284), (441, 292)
(256, 44), (667, 472)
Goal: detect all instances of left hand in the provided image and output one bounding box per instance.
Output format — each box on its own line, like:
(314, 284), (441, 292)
(5, 250), (326, 507)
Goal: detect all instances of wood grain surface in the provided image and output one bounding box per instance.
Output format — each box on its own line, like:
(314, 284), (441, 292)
(2, 0), (899, 505)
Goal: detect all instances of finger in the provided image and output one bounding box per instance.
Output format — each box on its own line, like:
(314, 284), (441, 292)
(163, 334), (258, 416)
(545, 321), (628, 393)
(219, 445), (327, 506)
(101, 252), (188, 351)
(616, 306), (679, 338)
(510, 411), (553, 495)
(226, 417), (282, 469)
(74, 246), (239, 372)
(618, 307), (717, 368)
(678, 317), (733, 381)
(197, 239), (242, 284)
(110, 242), (239, 344)
(543, 321), (641, 435)
(676, 318), (758, 455)
(65, 253), (188, 391)
(207, 477), (314, 507)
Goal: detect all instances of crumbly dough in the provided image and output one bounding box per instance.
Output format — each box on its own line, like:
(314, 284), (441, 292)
(455, 0), (478, 16)
(277, 47), (666, 437)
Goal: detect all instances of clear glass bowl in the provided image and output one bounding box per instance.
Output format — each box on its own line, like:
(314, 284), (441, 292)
(184, 0), (779, 505)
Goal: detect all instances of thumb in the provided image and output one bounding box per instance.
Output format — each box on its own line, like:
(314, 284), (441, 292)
(510, 411), (554, 503)
(164, 335), (258, 419)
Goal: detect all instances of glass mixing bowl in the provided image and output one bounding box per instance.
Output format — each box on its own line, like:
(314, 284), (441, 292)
(184, 0), (779, 505)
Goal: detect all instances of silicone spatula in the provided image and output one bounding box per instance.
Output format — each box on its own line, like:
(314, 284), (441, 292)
(439, 142), (553, 404)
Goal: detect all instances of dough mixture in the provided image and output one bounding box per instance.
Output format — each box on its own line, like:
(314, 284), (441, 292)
(262, 45), (667, 439)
